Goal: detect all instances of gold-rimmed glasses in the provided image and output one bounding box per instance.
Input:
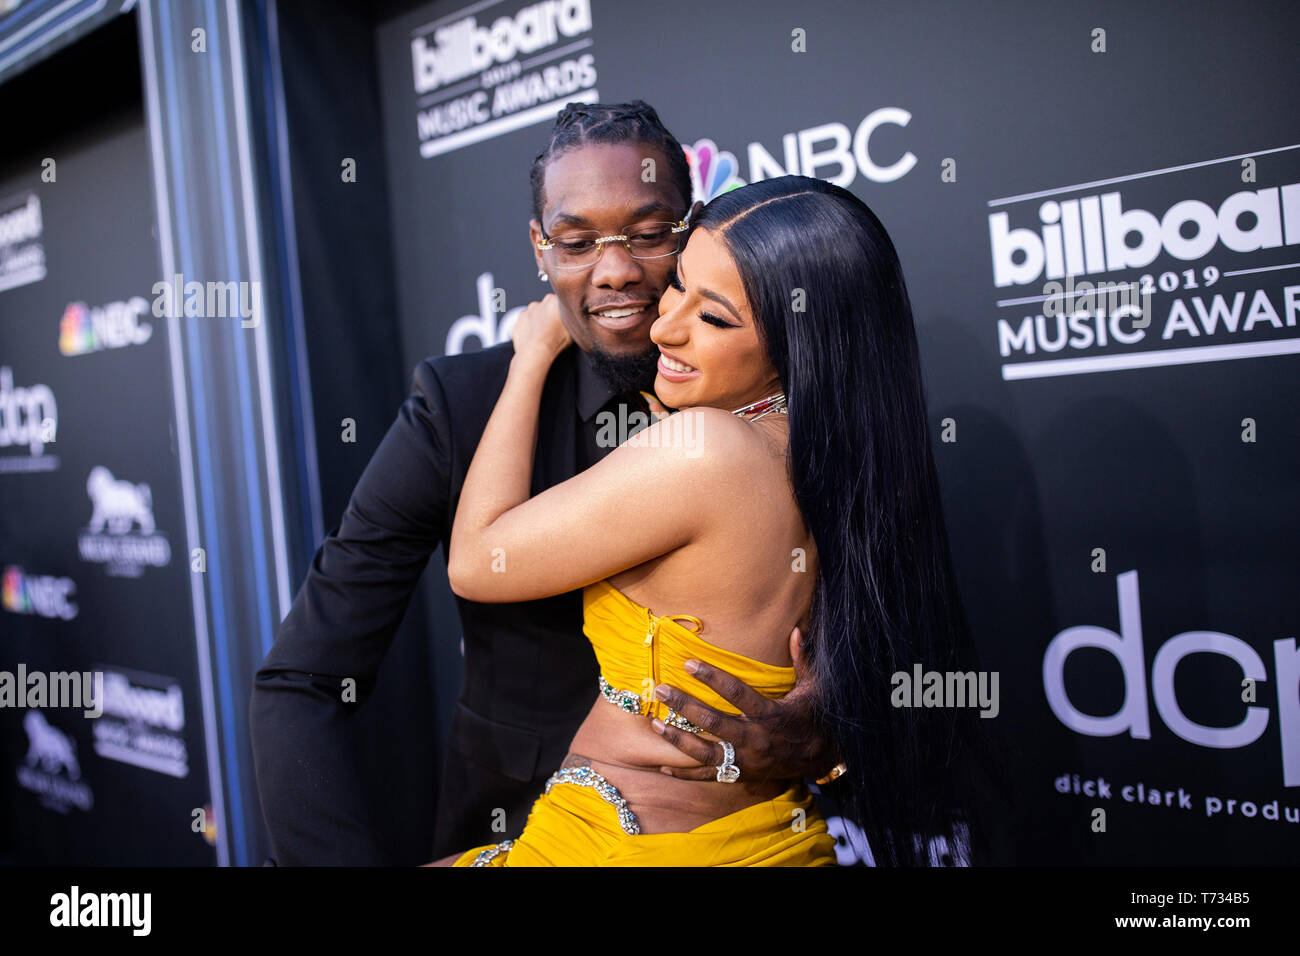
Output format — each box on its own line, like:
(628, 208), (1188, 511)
(536, 218), (690, 270)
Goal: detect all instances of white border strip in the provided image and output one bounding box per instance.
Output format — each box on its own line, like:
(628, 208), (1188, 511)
(1002, 338), (1300, 380)
(1224, 261), (1300, 277)
(988, 143), (1300, 207)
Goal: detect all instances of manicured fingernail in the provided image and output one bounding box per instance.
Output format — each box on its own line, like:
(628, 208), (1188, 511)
(684, 660), (701, 674)
(638, 390), (656, 404)
(660, 767), (673, 775)
(653, 684), (669, 700)
(651, 718), (666, 733)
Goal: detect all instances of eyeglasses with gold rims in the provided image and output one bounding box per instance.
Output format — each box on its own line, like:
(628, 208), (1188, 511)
(536, 218), (691, 270)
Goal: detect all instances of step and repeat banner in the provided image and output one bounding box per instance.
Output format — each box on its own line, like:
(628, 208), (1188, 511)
(375, 0), (1299, 864)
(0, 112), (216, 864)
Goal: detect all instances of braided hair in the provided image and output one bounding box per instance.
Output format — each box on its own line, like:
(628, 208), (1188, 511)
(529, 100), (693, 222)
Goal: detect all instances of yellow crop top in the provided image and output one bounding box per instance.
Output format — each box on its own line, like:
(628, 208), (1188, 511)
(582, 579), (796, 727)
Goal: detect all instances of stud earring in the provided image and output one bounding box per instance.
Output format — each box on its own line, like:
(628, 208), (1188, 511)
(537, 268), (549, 281)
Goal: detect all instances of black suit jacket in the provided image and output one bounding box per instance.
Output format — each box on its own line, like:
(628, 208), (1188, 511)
(249, 341), (642, 864)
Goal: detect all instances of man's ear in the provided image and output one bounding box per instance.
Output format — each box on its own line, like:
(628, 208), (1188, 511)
(528, 218), (546, 275)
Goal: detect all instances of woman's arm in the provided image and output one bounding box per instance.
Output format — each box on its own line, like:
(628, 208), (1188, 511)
(447, 296), (737, 603)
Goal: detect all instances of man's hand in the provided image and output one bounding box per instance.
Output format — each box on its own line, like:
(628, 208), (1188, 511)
(649, 625), (836, 782)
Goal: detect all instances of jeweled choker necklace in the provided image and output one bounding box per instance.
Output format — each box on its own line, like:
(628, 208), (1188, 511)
(730, 391), (787, 422)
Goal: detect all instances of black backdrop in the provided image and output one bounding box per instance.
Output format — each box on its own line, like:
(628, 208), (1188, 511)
(372, 0), (1300, 865)
(0, 13), (215, 864)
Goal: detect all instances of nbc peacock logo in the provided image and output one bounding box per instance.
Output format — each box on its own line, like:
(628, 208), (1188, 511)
(2, 565), (24, 612)
(58, 297), (152, 357)
(58, 302), (93, 356)
(3, 565), (78, 620)
(682, 138), (745, 204)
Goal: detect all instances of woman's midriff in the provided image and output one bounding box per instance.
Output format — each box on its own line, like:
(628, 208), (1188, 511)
(563, 698), (789, 834)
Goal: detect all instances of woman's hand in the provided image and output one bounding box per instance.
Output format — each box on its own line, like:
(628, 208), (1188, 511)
(509, 293), (572, 366)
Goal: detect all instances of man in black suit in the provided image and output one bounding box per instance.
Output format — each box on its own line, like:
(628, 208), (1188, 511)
(249, 101), (835, 865)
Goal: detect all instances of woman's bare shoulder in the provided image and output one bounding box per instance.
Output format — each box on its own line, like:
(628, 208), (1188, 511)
(621, 406), (765, 465)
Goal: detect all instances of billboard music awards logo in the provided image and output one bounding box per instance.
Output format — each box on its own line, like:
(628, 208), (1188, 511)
(410, 0), (598, 158)
(59, 297), (153, 356)
(76, 465), (171, 577)
(988, 145), (1300, 380)
(15, 710), (94, 814)
(2, 565), (77, 620)
(0, 365), (58, 473)
(0, 189), (45, 293)
(92, 668), (188, 779)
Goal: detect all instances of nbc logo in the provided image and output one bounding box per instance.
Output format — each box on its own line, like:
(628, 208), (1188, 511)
(682, 139), (745, 204)
(2, 565), (77, 620)
(678, 110), (917, 202)
(58, 298), (152, 356)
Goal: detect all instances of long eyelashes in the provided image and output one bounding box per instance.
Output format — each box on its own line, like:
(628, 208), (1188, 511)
(667, 273), (736, 329)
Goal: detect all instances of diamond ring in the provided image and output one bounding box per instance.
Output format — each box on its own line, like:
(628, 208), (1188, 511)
(716, 740), (740, 783)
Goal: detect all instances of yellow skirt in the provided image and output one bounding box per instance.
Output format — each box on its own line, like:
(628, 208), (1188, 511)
(453, 773), (837, 867)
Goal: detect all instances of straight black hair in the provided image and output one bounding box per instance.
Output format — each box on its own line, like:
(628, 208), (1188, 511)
(692, 175), (1014, 866)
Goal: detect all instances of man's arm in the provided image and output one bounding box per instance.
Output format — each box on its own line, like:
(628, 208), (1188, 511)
(248, 358), (453, 865)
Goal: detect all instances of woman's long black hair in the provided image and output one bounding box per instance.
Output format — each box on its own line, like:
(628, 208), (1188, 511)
(691, 175), (1013, 866)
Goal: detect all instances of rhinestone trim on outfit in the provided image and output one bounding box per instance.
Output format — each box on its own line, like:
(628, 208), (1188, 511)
(468, 768), (643, 864)
(469, 839), (514, 867)
(544, 766), (641, 835)
(598, 674), (642, 714)
(598, 675), (705, 734)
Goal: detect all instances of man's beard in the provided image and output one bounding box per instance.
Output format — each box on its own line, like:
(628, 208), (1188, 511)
(589, 343), (660, 396)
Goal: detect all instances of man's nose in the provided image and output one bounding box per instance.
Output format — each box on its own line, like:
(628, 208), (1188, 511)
(589, 241), (643, 289)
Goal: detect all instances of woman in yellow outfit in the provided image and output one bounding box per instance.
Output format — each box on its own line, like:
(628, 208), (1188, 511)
(453, 580), (837, 866)
(443, 173), (994, 867)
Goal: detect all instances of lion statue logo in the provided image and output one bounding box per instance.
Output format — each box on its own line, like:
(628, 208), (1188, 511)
(86, 465), (154, 535)
(23, 711), (81, 780)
